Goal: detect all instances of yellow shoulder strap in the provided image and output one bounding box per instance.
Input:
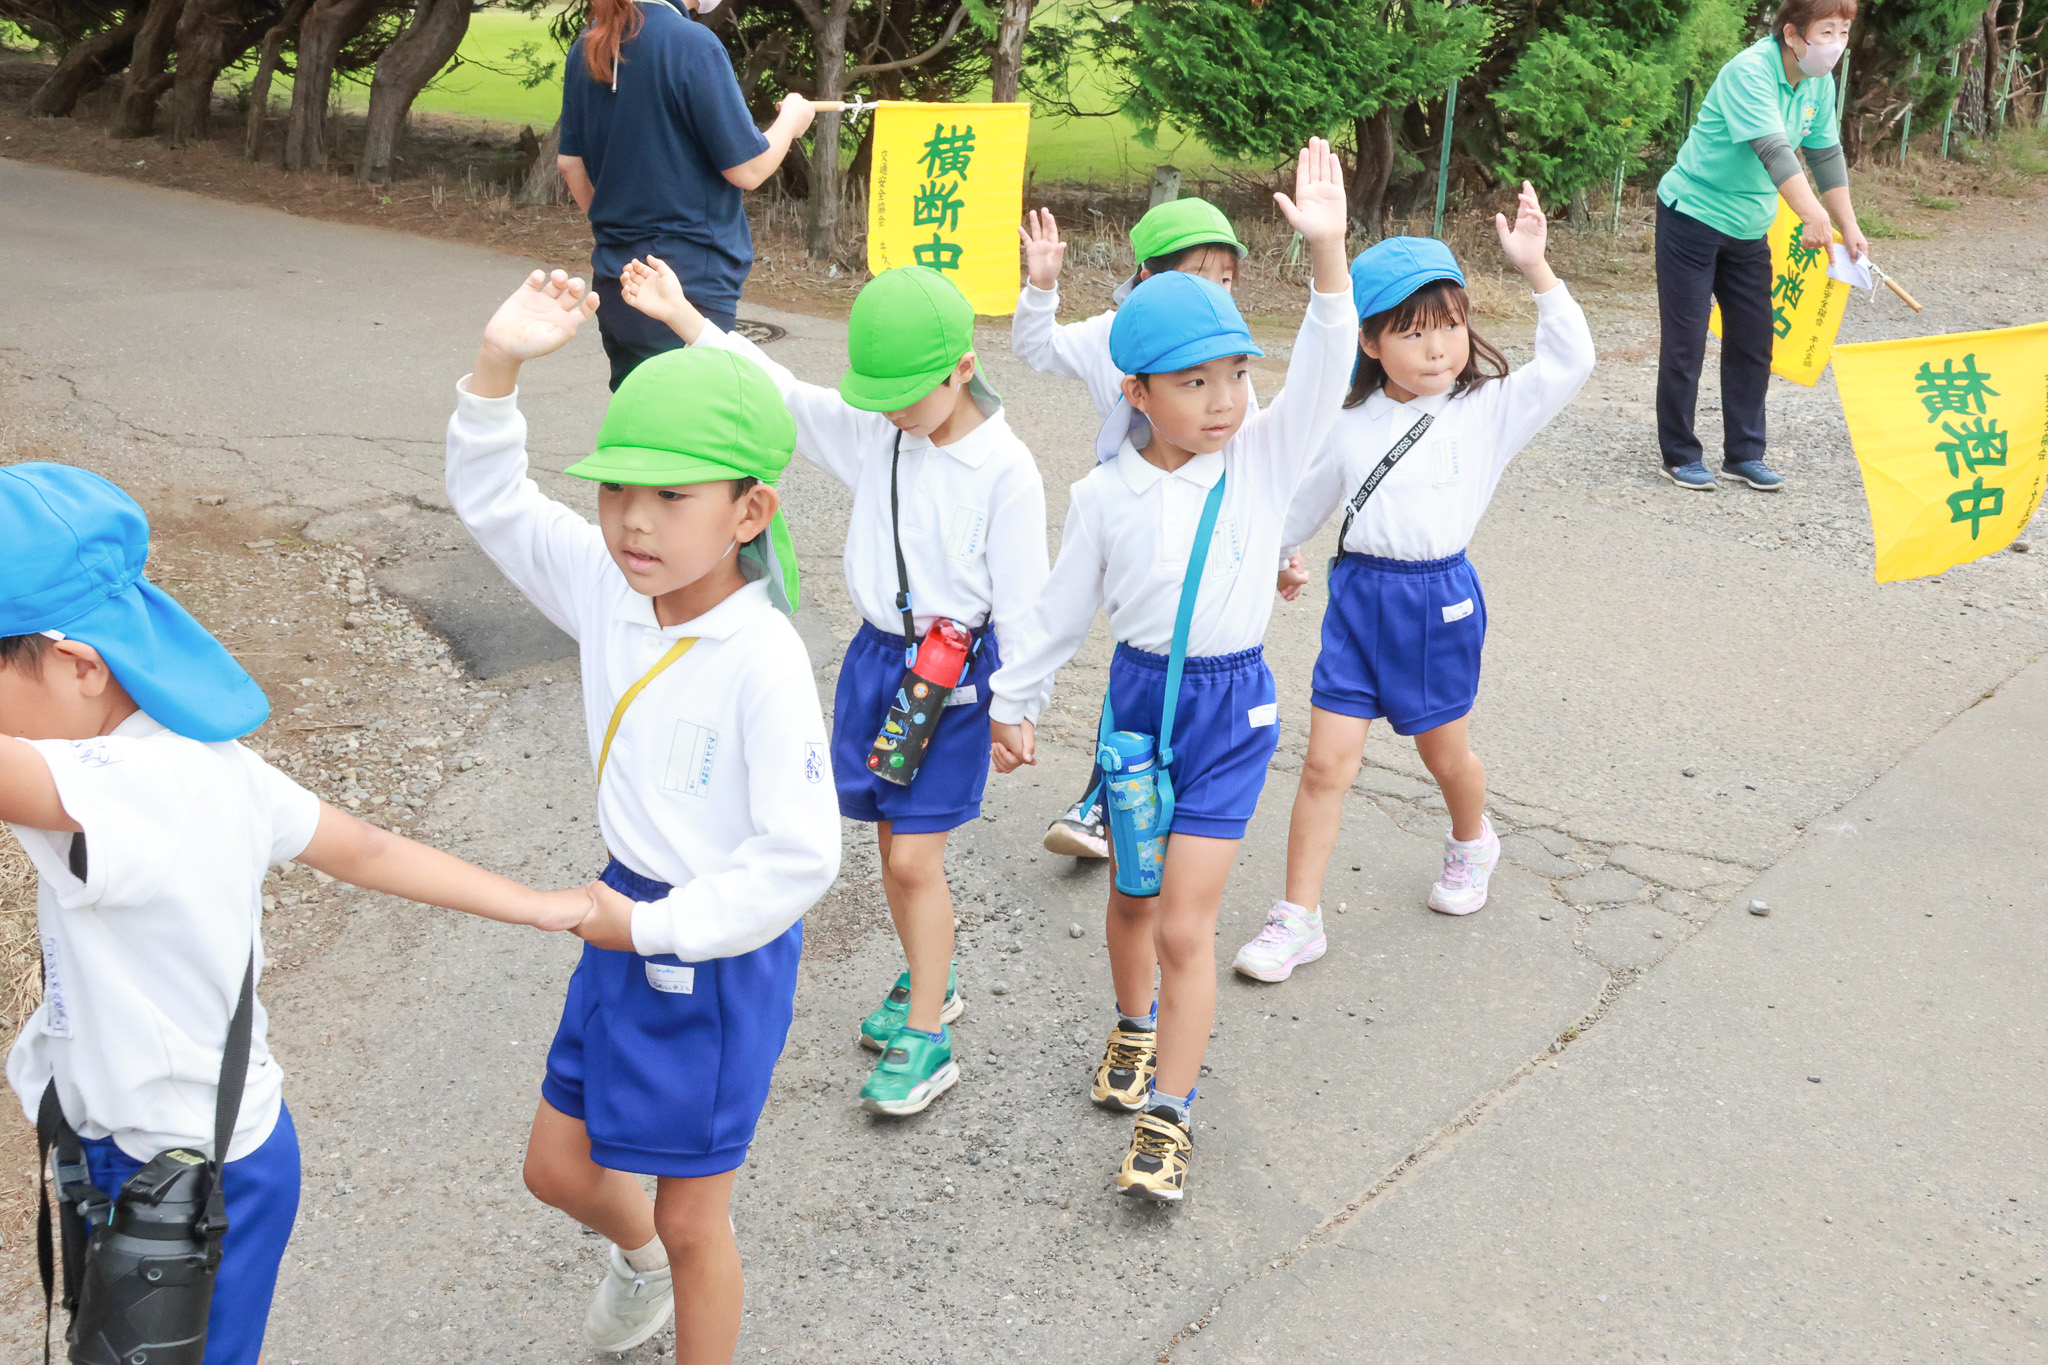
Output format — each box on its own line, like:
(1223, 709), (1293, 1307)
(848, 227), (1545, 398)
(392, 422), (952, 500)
(597, 637), (697, 782)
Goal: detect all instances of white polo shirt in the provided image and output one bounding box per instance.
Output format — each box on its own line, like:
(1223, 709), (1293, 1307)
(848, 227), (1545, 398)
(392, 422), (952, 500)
(694, 325), (1050, 650)
(990, 286), (1356, 725)
(7, 713), (320, 1162)
(1011, 283), (1263, 422)
(446, 382), (842, 961)
(1281, 282), (1596, 561)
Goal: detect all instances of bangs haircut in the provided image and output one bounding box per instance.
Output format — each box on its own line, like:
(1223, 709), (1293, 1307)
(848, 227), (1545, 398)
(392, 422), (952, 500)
(1141, 243), (1241, 277)
(1773, 0), (1856, 34)
(1344, 279), (1508, 408)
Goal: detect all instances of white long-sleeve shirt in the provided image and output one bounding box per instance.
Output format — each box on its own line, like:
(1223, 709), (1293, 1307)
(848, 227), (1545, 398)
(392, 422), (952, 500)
(693, 325), (1050, 648)
(1281, 282), (1596, 561)
(989, 286), (1357, 725)
(446, 381), (841, 962)
(1011, 282), (1262, 421)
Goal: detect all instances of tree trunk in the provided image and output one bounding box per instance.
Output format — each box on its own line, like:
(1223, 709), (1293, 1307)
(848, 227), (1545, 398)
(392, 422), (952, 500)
(988, 0), (1034, 103)
(112, 0), (191, 138)
(167, 0), (241, 145)
(284, 0), (384, 171)
(1349, 108), (1394, 237)
(361, 0), (470, 182)
(244, 0), (315, 160)
(28, 16), (139, 116)
(804, 7), (850, 260)
(516, 119), (568, 205)
(1979, 0), (2001, 131)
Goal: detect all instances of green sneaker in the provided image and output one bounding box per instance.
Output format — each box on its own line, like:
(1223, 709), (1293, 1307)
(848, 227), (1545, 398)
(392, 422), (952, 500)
(858, 965), (965, 1051)
(858, 1026), (960, 1116)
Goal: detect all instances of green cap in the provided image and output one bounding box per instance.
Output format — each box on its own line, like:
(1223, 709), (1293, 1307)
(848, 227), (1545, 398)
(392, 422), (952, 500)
(1129, 198), (1245, 266)
(564, 347), (803, 613)
(839, 267), (977, 412)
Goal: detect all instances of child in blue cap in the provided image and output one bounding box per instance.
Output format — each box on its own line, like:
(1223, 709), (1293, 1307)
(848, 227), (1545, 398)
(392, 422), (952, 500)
(444, 269), (842, 1358)
(986, 139), (1355, 1202)
(1014, 197), (1304, 861)
(1233, 182), (1595, 985)
(0, 462), (595, 1365)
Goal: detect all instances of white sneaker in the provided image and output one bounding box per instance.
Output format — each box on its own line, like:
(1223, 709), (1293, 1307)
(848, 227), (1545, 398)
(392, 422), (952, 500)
(1428, 818), (1499, 916)
(1232, 901), (1327, 982)
(584, 1243), (675, 1352)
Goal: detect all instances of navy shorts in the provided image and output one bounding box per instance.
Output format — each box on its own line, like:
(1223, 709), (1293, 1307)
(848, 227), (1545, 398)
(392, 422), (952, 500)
(1106, 642), (1279, 841)
(79, 1103), (302, 1365)
(1311, 551), (1486, 736)
(831, 621), (999, 834)
(542, 859), (802, 1178)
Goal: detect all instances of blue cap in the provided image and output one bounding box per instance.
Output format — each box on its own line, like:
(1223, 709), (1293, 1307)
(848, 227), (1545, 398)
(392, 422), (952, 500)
(1349, 236), (1466, 322)
(0, 464), (269, 741)
(1108, 271), (1265, 377)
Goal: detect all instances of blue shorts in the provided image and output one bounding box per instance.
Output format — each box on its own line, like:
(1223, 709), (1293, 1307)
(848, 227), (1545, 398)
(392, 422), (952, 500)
(1106, 642), (1279, 841)
(832, 621), (999, 834)
(78, 1103), (301, 1365)
(542, 859), (802, 1178)
(1311, 551), (1487, 736)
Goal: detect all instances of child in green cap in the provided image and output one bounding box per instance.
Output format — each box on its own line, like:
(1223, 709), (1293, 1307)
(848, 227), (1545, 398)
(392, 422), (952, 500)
(1015, 197), (1310, 862)
(445, 268), (842, 1358)
(620, 254), (1050, 1124)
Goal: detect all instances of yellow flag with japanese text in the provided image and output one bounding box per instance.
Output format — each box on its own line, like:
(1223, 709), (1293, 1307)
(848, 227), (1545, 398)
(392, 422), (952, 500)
(1708, 199), (1852, 387)
(1834, 320), (2048, 582)
(867, 102), (1030, 315)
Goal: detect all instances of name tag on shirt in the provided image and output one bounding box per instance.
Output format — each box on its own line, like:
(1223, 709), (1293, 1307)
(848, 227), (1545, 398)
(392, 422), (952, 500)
(1430, 440), (1463, 487)
(646, 963), (695, 995)
(1442, 598), (1475, 623)
(947, 505), (987, 562)
(662, 720), (719, 798)
(1247, 702), (1279, 728)
(40, 934), (72, 1038)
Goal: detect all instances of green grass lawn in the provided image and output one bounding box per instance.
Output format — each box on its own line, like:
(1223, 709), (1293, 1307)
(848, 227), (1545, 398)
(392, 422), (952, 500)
(246, 5), (1231, 185)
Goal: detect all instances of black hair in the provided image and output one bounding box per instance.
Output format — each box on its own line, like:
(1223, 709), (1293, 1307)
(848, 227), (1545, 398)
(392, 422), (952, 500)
(0, 633), (55, 673)
(1344, 279), (1509, 409)
(1138, 242), (1240, 280)
(730, 476), (760, 498)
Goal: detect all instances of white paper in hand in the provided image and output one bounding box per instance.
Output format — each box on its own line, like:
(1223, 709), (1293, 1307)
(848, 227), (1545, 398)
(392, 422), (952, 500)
(1827, 244), (1874, 291)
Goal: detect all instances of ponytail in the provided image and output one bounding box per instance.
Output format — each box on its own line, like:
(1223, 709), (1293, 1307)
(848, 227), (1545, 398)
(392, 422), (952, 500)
(583, 0), (645, 86)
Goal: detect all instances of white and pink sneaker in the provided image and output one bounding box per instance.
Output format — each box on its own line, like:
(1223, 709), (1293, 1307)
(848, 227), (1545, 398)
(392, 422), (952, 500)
(1428, 817), (1500, 915)
(1232, 900), (1327, 982)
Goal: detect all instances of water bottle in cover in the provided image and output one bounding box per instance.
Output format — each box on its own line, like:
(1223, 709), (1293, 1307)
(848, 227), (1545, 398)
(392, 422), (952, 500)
(1098, 730), (1167, 897)
(868, 619), (974, 786)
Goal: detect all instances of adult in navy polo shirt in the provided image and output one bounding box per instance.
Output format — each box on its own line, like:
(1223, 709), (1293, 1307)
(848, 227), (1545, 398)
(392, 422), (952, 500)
(557, 0), (814, 389)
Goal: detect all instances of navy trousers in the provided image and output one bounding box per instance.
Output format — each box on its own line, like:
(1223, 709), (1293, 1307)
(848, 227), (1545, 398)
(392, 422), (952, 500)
(1655, 198), (1774, 470)
(592, 275), (738, 392)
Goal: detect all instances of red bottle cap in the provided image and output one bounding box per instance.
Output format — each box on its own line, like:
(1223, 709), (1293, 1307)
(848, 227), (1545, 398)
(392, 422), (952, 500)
(914, 619), (972, 688)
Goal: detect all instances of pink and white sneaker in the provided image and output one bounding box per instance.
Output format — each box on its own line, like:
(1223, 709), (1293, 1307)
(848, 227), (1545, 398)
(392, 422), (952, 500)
(1428, 817), (1499, 916)
(1232, 900), (1327, 982)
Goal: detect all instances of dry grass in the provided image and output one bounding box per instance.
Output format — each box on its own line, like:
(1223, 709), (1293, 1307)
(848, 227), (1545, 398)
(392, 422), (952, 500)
(0, 833), (33, 1048)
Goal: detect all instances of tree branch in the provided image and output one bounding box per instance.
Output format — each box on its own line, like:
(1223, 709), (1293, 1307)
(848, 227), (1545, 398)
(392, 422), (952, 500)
(846, 2), (966, 75)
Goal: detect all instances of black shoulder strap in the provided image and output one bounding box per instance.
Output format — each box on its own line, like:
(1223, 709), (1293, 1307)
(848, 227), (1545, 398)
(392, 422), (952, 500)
(887, 431), (918, 663)
(1330, 411), (1435, 571)
(198, 949), (257, 1268)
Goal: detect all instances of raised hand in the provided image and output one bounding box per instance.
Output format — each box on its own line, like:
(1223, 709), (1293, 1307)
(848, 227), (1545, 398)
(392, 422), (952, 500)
(1273, 137), (1348, 248)
(621, 255), (709, 343)
(1018, 209), (1067, 292)
(1494, 181), (1559, 293)
(481, 269), (597, 365)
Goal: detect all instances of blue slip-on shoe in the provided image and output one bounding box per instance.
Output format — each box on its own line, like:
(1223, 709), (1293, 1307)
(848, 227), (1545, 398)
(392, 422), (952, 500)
(1663, 461), (1717, 491)
(1719, 460), (1784, 491)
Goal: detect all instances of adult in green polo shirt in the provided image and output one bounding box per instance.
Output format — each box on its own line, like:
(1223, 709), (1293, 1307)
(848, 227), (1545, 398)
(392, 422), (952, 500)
(1654, 0), (1869, 492)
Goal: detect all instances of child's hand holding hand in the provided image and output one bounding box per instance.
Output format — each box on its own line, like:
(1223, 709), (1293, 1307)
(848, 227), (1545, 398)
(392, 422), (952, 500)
(1494, 181), (1559, 294)
(1018, 209), (1066, 292)
(620, 256), (709, 343)
(572, 879), (638, 952)
(1274, 137), (1349, 294)
(473, 269), (598, 397)
(990, 719), (1036, 774)
(1276, 553), (1310, 602)
(528, 886), (598, 933)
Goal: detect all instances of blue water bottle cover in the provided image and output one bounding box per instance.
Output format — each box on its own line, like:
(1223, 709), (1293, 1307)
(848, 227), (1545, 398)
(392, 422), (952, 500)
(1096, 471), (1227, 836)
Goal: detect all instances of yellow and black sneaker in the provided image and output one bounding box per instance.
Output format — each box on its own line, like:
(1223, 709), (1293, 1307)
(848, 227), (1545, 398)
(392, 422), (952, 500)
(1116, 1106), (1192, 1201)
(1090, 1018), (1156, 1111)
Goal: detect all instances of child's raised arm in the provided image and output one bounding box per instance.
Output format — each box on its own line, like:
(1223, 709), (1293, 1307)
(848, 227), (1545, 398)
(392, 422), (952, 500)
(1018, 208), (1067, 292)
(295, 802), (592, 931)
(620, 256), (709, 343)
(470, 269), (600, 399)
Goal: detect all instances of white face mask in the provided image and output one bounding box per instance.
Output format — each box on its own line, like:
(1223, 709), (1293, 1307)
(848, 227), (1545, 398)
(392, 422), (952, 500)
(1794, 35), (1847, 77)
(693, 0), (722, 12)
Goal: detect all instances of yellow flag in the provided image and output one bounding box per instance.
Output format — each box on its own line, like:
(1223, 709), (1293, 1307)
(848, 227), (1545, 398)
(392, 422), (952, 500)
(1834, 320), (2048, 582)
(1708, 199), (1852, 387)
(867, 102), (1030, 315)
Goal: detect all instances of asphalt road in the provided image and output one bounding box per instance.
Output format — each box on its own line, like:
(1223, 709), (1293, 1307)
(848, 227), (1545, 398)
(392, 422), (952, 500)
(2, 158), (2044, 1362)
